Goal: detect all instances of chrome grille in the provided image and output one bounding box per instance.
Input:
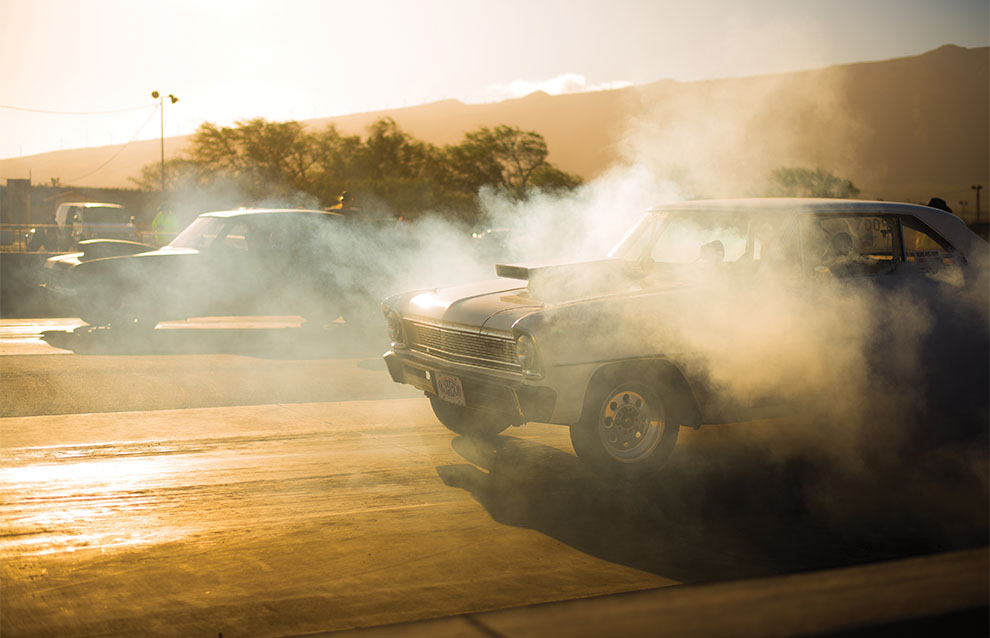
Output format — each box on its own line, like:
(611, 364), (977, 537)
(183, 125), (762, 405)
(407, 321), (519, 372)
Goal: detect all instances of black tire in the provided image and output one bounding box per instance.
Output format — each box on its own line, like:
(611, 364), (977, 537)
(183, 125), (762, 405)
(27, 230), (44, 252)
(429, 396), (512, 439)
(85, 294), (158, 332)
(338, 292), (381, 328)
(108, 313), (159, 333)
(79, 307), (111, 327)
(570, 372), (680, 477)
(301, 304), (343, 327)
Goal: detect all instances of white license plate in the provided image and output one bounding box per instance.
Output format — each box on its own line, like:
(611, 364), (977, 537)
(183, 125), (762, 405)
(436, 372), (466, 406)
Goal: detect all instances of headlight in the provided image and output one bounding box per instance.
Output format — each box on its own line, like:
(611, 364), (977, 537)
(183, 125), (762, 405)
(385, 311), (404, 345)
(515, 333), (542, 376)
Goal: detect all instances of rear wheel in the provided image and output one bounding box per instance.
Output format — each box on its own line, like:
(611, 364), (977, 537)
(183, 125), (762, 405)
(429, 396), (512, 439)
(301, 303), (343, 327)
(108, 312), (159, 333)
(339, 293), (381, 329)
(570, 372), (679, 477)
(83, 294), (159, 332)
(79, 307), (111, 328)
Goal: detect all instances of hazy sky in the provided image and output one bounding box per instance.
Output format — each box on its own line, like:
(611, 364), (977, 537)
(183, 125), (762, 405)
(1, 0), (987, 159)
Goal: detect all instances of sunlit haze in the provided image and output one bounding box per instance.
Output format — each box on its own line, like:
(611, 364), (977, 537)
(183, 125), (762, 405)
(0, 0), (987, 159)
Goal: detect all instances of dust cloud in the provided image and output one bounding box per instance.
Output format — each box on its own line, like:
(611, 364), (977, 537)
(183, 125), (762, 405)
(57, 51), (986, 560)
(618, 62), (869, 198)
(424, 69), (985, 555)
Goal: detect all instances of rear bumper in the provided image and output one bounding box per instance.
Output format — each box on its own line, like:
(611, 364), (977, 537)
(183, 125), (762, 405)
(383, 349), (556, 424)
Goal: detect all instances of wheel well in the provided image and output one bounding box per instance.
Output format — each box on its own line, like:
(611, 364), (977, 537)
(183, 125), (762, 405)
(582, 359), (701, 428)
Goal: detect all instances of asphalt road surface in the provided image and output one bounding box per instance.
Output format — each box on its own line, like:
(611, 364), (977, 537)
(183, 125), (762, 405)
(1, 317), (987, 637)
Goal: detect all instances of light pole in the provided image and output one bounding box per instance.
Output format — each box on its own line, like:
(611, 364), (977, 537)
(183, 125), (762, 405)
(972, 184), (983, 224)
(151, 91), (179, 194)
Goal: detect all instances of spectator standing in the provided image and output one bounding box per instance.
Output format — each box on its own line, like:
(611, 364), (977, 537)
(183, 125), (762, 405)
(152, 204), (179, 247)
(327, 191), (359, 217)
(927, 197), (953, 214)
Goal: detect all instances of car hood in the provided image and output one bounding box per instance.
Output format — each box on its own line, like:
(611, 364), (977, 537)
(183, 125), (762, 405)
(393, 258), (657, 333)
(399, 278), (537, 332)
(46, 244), (196, 268)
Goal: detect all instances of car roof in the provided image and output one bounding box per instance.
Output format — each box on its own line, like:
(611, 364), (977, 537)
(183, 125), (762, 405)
(58, 202), (123, 208)
(647, 198), (987, 261)
(650, 197), (944, 216)
(198, 208), (342, 219)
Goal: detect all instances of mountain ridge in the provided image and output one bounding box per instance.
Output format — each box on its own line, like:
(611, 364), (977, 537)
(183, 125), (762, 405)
(2, 45), (986, 208)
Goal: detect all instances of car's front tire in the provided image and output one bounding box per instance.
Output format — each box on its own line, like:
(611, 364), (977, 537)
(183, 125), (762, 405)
(108, 313), (159, 333)
(570, 372), (680, 477)
(429, 396), (512, 439)
(301, 303), (343, 328)
(81, 294), (158, 332)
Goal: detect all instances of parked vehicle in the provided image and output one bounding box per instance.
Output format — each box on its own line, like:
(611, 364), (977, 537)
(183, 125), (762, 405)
(381, 198), (989, 476)
(23, 225), (53, 251)
(43, 208), (380, 330)
(471, 228), (517, 263)
(54, 202), (138, 250)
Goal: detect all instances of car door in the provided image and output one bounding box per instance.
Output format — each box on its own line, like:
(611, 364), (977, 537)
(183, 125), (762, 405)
(198, 217), (277, 315)
(801, 214), (898, 282)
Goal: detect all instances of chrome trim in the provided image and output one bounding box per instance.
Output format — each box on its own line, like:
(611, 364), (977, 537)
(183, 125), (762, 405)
(404, 316), (515, 339)
(513, 331), (544, 379)
(406, 320), (521, 373)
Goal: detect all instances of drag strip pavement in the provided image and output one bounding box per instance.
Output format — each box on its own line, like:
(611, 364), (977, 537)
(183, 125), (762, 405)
(0, 400), (675, 638)
(2, 317), (986, 637)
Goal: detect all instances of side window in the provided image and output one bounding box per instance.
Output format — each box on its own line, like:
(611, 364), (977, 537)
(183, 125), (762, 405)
(218, 221), (249, 252)
(752, 217), (803, 276)
(804, 216), (896, 277)
(245, 220), (290, 255)
(901, 217), (958, 272)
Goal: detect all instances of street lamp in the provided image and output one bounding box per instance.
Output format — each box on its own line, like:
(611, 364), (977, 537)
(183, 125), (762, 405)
(151, 91), (179, 194)
(972, 184), (983, 224)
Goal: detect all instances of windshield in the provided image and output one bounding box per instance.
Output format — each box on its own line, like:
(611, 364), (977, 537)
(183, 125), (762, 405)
(610, 211), (792, 264)
(80, 207), (129, 224)
(608, 209), (899, 281)
(169, 217), (225, 249)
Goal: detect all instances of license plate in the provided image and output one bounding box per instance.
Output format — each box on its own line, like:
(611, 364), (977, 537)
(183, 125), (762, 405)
(436, 372), (466, 406)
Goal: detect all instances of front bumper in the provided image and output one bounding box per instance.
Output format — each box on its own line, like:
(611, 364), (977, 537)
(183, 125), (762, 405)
(40, 259), (81, 311)
(384, 349), (556, 424)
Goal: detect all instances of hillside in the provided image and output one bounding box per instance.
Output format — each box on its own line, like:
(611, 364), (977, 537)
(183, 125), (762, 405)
(2, 45), (987, 212)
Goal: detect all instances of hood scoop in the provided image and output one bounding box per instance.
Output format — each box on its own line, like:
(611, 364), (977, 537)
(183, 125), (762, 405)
(78, 239), (155, 261)
(496, 259), (632, 302)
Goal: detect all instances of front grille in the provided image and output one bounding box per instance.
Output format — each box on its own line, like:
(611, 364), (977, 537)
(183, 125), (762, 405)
(407, 321), (520, 372)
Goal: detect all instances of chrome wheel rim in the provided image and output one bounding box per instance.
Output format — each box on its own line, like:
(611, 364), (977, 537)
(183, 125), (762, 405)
(598, 387), (663, 462)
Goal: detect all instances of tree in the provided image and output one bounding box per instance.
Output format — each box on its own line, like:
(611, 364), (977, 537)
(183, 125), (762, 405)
(135, 116), (580, 221)
(308, 124), (363, 203)
(348, 118), (451, 215)
(765, 167), (860, 198)
(444, 125), (581, 201)
(356, 118), (437, 180)
(130, 157), (207, 192)
(186, 118), (317, 198)
(190, 122), (243, 174)
(236, 118), (316, 190)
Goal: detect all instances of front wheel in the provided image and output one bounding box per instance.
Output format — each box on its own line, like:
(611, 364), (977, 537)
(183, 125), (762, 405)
(82, 293), (159, 333)
(429, 396), (512, 439)
(301, 304), (343, 328)
(570, 375), (679, 477)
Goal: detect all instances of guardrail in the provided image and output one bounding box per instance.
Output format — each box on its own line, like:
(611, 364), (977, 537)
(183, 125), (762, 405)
(0, 224), (178, 253)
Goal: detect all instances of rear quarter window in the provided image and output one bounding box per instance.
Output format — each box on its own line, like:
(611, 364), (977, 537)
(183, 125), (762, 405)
(805, 215), (896, 277)
(900, 217), (959, 271)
